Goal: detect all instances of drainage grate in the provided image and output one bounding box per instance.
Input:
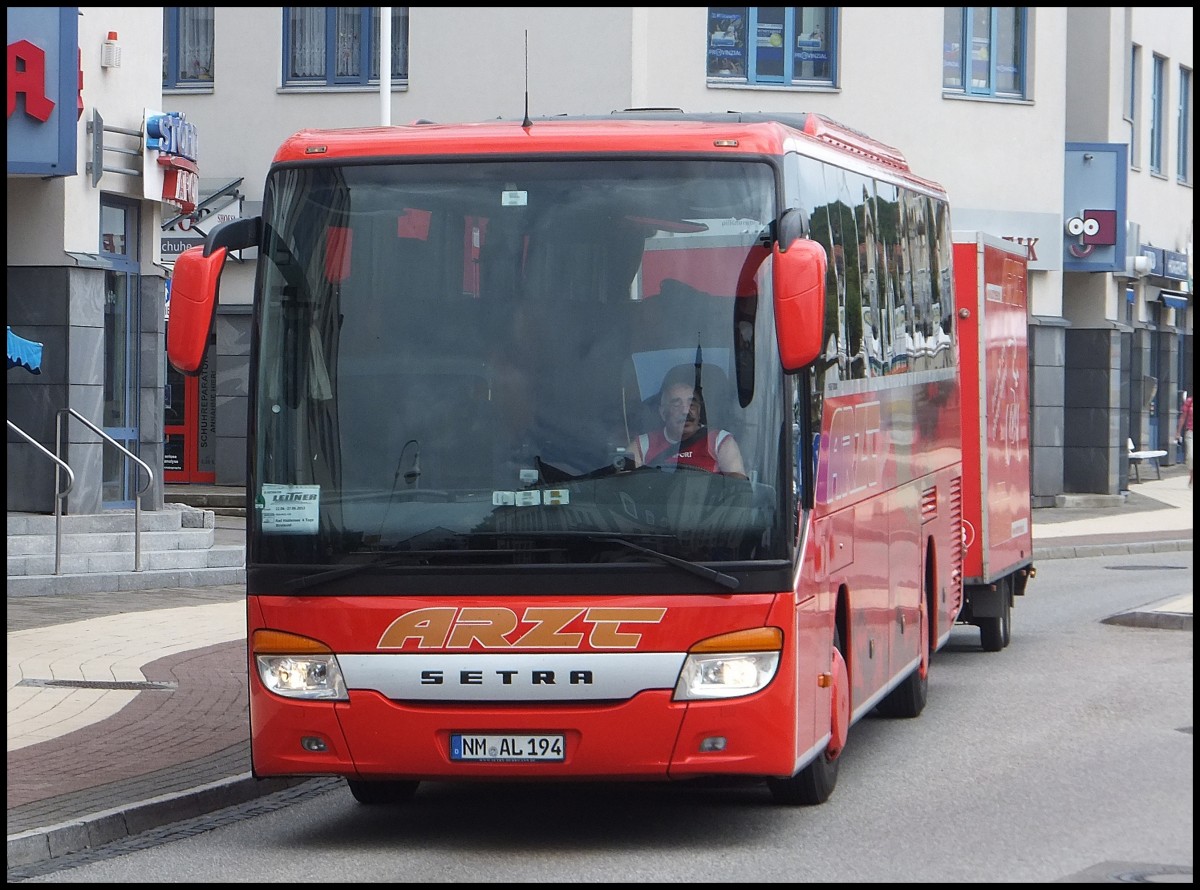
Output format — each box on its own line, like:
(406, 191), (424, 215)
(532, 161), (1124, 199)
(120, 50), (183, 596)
(18, 678), (178, 691)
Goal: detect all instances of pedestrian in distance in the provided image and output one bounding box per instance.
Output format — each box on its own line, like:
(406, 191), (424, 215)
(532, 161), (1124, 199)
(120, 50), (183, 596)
(1176, 392), (1193, 488)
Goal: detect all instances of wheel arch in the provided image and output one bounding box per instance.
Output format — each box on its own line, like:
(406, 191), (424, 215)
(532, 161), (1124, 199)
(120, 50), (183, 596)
(924, 534), (938, 654)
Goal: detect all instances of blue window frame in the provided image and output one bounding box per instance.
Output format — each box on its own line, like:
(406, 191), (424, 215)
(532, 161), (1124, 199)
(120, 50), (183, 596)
(1178, 66), (1192, 184)
(283, 7), (409, 87)
(707, 7), (838, 86)
(943, 7), (1027, 99)
(1150, 54), (1165, 175)
(163, 7), (214, 89)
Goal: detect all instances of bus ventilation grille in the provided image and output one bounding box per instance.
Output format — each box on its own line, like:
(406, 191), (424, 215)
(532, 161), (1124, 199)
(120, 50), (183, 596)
(949, 476), (964, 610)
(920, 486), (939, 521)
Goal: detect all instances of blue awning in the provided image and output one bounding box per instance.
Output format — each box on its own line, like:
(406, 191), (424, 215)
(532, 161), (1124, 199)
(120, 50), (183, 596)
(1159, 290), (1190, 311)
(7, 326), (43, 374)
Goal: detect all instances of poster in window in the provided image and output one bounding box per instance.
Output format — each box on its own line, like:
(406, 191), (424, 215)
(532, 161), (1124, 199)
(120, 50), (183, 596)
(754, 17), (785, 79)
(795, 27), (829, 79)
(164, 434), (184, 472)
(707, 9), (746, 77)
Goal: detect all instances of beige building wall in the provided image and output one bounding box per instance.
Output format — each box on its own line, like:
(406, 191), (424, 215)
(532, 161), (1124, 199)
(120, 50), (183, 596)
(181, 7), (1079, 320)
(12, 7), (1186, 497)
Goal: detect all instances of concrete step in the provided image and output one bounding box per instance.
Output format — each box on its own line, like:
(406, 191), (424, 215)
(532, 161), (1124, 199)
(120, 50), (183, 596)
(165, 487), (247, 518)
(207, 506), (247, 517)
(7, 508), (212, 536)
(6, 527), (216, 556)
(6, 564), (247, 598)
(6, 504), (246, 595)
(1054, 492), (1128, 509)
(7, 542), (244, 576)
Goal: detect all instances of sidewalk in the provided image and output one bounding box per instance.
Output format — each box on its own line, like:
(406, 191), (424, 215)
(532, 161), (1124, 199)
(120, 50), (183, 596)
(6, 470), (1192, 874)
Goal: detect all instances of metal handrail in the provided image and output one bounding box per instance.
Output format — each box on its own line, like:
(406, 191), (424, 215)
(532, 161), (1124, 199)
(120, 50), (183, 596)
(56, 408), (155, 573)
(7, 419), (76, 575)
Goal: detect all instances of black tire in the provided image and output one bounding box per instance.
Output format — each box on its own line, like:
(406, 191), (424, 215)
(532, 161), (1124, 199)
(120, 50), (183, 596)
(979, 614), (1003, 652)
(347, 779), (419, 805)
(767, 626), (846, 806)
(1000, 585), (1013, 648)
(767, 747), (838, 806)
(875, 593), (929, 719)
(979, 579), (1012, 652)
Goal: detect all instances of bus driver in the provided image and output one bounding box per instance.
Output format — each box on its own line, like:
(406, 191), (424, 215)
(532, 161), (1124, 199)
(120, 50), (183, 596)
(627, 365), (747, 478)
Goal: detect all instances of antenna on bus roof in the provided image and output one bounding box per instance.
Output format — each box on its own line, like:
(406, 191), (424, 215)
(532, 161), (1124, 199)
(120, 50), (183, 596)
(521, 31), (532, 129)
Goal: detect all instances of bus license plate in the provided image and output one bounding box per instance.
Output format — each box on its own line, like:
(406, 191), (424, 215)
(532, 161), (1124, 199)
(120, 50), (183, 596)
(450, 733), (565, 762)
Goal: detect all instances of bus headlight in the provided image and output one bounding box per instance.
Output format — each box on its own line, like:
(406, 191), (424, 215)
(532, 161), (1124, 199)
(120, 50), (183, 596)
(674, 651), (780, 700)
(673, 627), (783, 701)
(256, 653), (348, 700)
(253, 629), (348, 700)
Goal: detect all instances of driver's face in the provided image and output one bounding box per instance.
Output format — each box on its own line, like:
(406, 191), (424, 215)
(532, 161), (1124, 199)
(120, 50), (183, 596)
(660, 383), (701, 441)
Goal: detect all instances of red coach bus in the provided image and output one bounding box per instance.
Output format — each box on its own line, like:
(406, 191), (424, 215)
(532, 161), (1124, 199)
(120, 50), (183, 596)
(168, 111), (967, 806)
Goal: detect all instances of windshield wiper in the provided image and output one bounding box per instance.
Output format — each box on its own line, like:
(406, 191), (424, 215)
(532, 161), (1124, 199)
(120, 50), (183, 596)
(283, 533), (741, 592)
(470, 529), (740, 590)
(281, 553), (416, 591)
(587, 535), (739, 590)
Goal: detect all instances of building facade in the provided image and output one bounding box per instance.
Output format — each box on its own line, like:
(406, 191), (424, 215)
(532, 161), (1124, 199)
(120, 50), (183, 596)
(7, 7), (1192, 514)
(8, 8), (184, 513)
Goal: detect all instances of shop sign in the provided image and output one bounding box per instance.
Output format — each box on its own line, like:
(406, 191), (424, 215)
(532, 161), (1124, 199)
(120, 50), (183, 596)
(6, 7), (79, 176)
(1138, 245), (1165, 277)
(161, 199), (242, 262)
(144, 109), (199, 213)
(1163, 250), (1188, 281)
(1062, 143), (1128, 273)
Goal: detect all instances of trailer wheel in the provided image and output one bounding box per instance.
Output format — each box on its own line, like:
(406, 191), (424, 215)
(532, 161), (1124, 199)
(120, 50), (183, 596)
(768, 625), (847, 805)
(1000, 580), (1013, 648)
(979, 579), (1012, 652)
(347, 779), (420, 805)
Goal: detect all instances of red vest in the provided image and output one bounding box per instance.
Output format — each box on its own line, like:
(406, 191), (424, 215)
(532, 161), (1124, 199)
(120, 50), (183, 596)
(636, 427), (733, 472)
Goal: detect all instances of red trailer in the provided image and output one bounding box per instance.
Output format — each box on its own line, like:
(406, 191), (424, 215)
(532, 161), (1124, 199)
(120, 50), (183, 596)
(953, 232), (1036, 651)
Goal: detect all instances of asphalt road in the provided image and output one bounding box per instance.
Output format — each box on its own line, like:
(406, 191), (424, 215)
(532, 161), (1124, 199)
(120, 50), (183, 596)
(14, 550), (1191, 884)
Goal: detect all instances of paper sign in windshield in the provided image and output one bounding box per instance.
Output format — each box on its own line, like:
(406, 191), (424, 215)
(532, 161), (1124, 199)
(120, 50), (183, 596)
(259, 484), (320, 534)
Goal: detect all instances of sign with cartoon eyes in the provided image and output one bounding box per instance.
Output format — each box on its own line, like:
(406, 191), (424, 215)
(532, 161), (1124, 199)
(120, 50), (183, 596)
(1064, 209), (1116, 258)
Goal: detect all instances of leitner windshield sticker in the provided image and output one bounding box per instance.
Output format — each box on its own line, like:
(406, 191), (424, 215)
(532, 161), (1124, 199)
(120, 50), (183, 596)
(259, 483), (320, 534)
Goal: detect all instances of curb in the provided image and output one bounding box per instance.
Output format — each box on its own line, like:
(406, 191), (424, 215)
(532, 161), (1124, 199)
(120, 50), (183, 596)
(6, 774), (315, 870)
(1033, 538), (1192, 561)
(1101, 609), (1193, 631)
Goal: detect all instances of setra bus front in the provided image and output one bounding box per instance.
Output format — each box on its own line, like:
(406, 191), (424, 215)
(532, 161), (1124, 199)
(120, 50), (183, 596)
(167, 120), (839, 804)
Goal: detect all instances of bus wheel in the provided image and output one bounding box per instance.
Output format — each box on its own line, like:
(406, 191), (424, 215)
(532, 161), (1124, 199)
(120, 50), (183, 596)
(875, 593), (929, 719)
(767, 626), (847, 806)
(347, 779), (420, 805)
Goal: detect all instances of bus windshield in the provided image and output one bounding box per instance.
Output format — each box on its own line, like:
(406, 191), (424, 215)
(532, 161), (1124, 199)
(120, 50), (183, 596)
(250, 158), (790, 572)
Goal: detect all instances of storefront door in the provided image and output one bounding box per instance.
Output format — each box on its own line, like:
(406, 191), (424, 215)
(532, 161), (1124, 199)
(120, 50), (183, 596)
(164, 331), (216, 483)
(100, 197), (142, 508)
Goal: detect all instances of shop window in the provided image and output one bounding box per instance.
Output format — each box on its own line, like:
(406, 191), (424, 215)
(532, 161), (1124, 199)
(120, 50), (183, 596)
(283, 7), (409, 87)
(707, 7), (838, 87)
